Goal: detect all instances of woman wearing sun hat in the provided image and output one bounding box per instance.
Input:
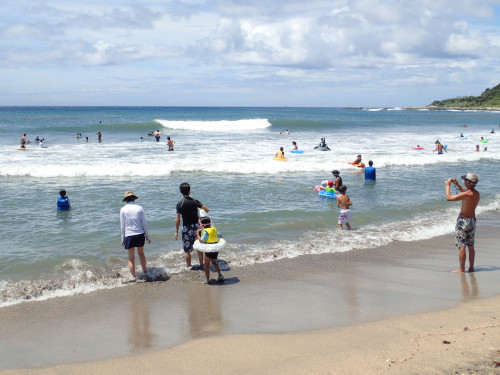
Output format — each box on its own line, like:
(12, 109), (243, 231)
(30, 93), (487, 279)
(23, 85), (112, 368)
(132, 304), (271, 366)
(120, 191), (151, 280)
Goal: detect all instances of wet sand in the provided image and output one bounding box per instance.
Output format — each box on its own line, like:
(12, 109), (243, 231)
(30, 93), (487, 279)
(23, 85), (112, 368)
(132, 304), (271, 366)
(1, 214), (499, 374)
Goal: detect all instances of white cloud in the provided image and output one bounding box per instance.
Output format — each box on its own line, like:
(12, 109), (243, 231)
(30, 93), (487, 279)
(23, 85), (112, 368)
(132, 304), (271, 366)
(1, 0), (500, 105)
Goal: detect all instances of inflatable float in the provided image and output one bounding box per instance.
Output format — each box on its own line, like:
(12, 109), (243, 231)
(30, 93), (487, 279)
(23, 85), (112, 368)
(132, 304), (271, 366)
(456, 137), (468, 140)
(318, 190), (339, 199)
(290, 150), (304, 154)
(348, 162), (365, 168)
(273, 157), (288, 161)
(412, 145), (424, 150)
(193, 238), (226, 253)
(480, 139), (488, 143)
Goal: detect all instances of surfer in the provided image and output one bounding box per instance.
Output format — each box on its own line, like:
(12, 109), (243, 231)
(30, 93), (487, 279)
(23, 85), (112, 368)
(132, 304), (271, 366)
(175, 182), (210, 270)
(197, 217), (224, 284)
(166, 136), (175, 151)
(315, 138), (328, 149)
(445, 174), (480, 273)
(120, 191), (151, 281)
(20, 134), (27, 149)
(433, 140), (447, 154)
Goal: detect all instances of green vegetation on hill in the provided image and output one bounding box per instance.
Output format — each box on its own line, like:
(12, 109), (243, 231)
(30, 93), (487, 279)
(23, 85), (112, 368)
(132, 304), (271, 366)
(428, 83), (500, 109)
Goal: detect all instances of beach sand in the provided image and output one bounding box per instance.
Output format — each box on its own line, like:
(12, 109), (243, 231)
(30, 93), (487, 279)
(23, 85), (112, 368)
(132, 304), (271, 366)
(1, 213), (499, 374)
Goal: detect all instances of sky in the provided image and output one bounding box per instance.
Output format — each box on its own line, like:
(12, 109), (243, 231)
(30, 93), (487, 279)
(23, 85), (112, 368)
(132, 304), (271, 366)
(1, 0), (500, 107)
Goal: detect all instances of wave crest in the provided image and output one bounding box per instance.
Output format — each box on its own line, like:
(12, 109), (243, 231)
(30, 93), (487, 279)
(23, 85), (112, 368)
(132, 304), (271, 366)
(154, 118), (271, 132)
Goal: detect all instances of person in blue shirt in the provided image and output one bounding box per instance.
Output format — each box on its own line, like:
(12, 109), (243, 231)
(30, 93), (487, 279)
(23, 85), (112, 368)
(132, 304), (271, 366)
(57, 189), (71, 210)
(365, 160), (376, 181)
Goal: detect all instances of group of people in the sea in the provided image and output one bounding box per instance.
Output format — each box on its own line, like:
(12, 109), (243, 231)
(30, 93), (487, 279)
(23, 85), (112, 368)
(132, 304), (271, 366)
(20, 126), (177, 150)
(276, 134), (377, 231)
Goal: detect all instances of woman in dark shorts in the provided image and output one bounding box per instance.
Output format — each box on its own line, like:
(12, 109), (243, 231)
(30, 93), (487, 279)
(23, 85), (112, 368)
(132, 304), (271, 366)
(120, 191), (151, 280)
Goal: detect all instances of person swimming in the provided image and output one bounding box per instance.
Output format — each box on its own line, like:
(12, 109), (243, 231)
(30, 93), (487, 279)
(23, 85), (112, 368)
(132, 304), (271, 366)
(314, 138), (331, 150)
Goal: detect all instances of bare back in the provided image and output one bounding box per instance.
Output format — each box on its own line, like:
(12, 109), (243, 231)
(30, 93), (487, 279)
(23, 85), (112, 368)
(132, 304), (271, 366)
(337, 194), (352, 209)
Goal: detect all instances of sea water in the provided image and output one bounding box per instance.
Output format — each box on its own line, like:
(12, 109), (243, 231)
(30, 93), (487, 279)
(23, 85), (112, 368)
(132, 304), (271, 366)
(1, 106), (499, 306)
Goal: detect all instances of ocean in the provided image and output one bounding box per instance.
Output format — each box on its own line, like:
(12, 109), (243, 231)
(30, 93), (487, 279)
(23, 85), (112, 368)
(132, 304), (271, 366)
(1, 106), (499, 307)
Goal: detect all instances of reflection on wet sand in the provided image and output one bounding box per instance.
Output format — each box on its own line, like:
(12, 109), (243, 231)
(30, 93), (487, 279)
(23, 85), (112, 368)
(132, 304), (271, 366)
(127, 293), (155, 351)
(188, 285), (224, 339)
(460, 273), (478, 301)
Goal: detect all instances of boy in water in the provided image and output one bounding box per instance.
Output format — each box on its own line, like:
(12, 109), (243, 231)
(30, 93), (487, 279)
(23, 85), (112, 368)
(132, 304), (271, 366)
(196, 217), (224, 284)
(433, 140), (447, 154)
(166, 136), (176, 151)
(57, 189), (71, 210)
(336, 185), (352, 230)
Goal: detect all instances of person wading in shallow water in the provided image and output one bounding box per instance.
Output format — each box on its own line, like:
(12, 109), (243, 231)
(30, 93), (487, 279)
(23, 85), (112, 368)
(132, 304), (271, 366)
(175, 182), (209, 270)
(445, 173), (480, 273)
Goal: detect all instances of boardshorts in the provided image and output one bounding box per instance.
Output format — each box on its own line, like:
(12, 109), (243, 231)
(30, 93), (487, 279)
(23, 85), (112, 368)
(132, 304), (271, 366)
(455, 216), (476, 247)
(205, 252), (219, 260)
(182, 223), (199, 253)
(123, 233), (145, 250)
(338, 209), (351, 224)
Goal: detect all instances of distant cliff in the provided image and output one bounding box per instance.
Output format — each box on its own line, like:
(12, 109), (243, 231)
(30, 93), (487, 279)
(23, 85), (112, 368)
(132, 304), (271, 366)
(427, 83), (500, 110)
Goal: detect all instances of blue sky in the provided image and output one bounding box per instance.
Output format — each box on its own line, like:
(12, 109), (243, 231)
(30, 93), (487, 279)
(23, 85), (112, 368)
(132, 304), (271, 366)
(1, 0), (500, 107)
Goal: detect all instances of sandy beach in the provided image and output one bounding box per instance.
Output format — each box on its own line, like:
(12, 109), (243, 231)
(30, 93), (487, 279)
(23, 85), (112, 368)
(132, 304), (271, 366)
(1, 213), (499, 374)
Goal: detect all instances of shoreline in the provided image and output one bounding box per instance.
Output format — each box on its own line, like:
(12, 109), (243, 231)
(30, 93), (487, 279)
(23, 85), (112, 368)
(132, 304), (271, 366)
(1, 214), (500, 373)
(2, 296), (499, 374)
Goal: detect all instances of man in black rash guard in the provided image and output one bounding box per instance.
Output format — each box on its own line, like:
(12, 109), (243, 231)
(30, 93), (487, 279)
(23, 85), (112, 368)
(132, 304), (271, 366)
(175, 182), (209, 269)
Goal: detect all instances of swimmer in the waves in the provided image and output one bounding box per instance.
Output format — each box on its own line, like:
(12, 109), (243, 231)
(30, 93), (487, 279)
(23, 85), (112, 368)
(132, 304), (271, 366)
(166, 136), (176, 151)
(275, 146), (285, 159)
(291, 141), (298, 151)
(433, 140), (447, 154)
(352, 154), (362, 165)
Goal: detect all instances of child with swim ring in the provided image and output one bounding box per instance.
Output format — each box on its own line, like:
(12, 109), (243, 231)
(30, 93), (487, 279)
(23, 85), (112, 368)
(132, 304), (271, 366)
(197, 217), (224, 285)
(324, 180), (336, 193)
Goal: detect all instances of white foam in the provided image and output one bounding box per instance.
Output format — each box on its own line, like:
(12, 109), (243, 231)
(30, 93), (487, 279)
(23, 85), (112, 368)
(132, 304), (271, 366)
(154, 118), (272, 132)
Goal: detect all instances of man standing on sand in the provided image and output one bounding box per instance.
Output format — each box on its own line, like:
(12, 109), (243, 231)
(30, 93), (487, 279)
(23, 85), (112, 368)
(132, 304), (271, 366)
(445, 173), (480, 273)
(175, 182), (209, 270)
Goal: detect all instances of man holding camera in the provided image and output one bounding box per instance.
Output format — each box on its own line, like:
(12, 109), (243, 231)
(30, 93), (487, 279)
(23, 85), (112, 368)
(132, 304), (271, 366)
(445, 173), (480, 273)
